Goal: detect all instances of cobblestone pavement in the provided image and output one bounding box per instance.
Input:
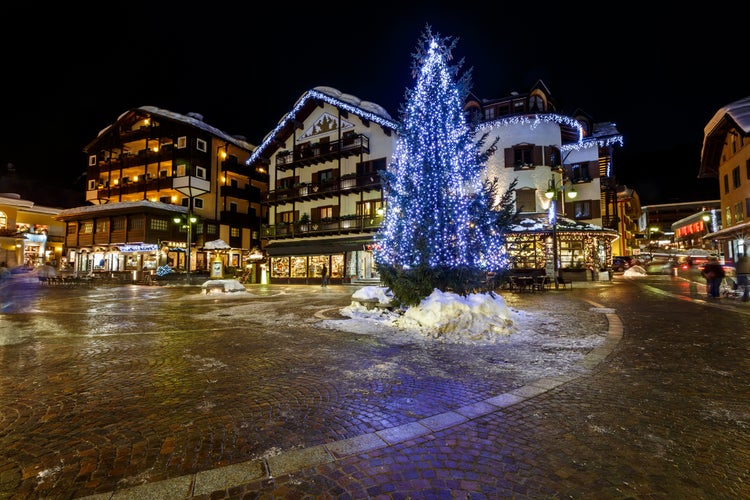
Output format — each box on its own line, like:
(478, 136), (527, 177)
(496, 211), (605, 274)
(0, 274), (749, 499)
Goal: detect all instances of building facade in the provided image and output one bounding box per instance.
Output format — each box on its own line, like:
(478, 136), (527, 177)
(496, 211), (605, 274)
(0, 193), (65, 269)
(613, 186), (642, 257)
(699, 96), (750, 261)
(465, 80), (622, 276)
(58, 107), (267, 281)
(247, 87), (399, 285)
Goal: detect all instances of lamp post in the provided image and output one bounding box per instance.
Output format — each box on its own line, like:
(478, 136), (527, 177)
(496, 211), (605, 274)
(174, 212), (198, 281)
(545, 175), (577, 289)
(172, 171), (210, 284)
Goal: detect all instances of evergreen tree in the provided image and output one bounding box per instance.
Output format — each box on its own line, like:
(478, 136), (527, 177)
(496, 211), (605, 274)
(375, 27), (516, 306)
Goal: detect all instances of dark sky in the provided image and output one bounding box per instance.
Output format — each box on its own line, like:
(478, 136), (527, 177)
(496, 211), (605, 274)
(2, 3), (746, 207)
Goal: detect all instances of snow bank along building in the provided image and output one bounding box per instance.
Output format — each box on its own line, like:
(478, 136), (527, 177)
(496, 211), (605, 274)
(246, 87), (398, 285)
(56, 107), (268, 282)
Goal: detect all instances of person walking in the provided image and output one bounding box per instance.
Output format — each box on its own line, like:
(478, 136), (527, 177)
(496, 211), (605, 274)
(701, 256), (725, 298)
(735, 253), (750, 302)
(320, 264), (328, 287)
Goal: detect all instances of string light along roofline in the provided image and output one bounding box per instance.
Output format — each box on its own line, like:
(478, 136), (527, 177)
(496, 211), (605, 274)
(476, 113), (624, 151)
(247, 88), (399, 165)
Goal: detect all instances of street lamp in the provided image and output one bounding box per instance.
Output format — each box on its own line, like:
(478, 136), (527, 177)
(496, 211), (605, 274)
(174, 213), (198, 280)
(545, 176), (578, 289)
(172, 167), (210, 284)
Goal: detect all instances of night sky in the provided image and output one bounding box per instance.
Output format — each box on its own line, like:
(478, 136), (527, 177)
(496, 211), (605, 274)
(1, 3), (746, 207)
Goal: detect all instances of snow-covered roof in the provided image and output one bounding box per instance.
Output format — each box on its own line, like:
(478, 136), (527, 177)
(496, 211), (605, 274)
(704, 96), (750, 137)
(56, 200), (187, 218)
(247, 87), (399, 166)
(700, 96), (750, 178)
(508, 213), (618, 236)
(92, 106), (255, 152)
(0, 193), (61, 214)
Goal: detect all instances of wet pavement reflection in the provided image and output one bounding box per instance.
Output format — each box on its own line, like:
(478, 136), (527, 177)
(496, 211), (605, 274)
(0, 273), (749, 498)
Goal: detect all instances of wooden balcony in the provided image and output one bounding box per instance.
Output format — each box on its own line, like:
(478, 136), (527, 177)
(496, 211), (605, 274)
(263, 173), (381, 206)
(261, 215), (382, 240)
(275, 134), (369, 171)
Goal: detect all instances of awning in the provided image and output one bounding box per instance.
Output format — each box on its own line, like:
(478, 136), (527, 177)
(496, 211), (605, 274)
(265, 237), (376, 256)
(703, 220), (750, 241)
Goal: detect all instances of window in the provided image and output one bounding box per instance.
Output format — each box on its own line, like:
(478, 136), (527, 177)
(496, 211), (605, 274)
(95, 220), (108, 233)
(357, 200), (384, 217)
(735, 202), (744, 223)
(570, 163), (590, 183)
(194, 198), (204, 209)
(724, 174), (729, 194)
(88, 179), (96, 190)
(112, 217), (126, 231)
(746, 159), (750, 179)
(278, 211), (295, 224)
(514, 189), (536, 212)
(159, 169), (168, 178)
(319, 206), (334, 220)
(0, 211), (7, 229)
(573, 201), (591, 219)
(176, 164), (186, 177)
(196, 138), (207, 152)
(89, 155), (97, 166)
(484, 107), (495, 120)
(318, 169), (336, 183)
(356, 158), (387, 176)
(529, 95), (543, 112)
(733, 166), (741, 188)
(80, 222), (93, 234)
(230, 227), (240, 238)
(177, 136), (187, 149)
(229, 202), (238, 212)
(513, 145), (533, 168)
(195, 166), (206, 179)
(726, 206), (732, 226)
(159, 196), (171, 204)
(150, 219), (169, 231)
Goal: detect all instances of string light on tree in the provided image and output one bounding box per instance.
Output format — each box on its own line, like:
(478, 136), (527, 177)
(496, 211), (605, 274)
(374, 26), (516, 305)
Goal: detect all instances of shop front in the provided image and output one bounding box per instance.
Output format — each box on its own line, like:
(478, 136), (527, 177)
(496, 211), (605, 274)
(264, 237), (379, 285)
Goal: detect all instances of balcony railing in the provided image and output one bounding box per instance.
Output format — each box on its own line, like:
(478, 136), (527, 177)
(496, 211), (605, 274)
(263, 173), (381, 205)
(275, 134), (369, 171)
(261, 215), (382, 240)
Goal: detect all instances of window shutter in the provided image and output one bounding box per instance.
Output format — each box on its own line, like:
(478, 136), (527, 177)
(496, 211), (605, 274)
(504, 148), (514, 168)
(532, 145), (543, 166)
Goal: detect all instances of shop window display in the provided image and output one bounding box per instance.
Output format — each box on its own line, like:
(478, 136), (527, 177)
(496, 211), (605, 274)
(271, 257), (290, 278)
(290, 256), (307, 277)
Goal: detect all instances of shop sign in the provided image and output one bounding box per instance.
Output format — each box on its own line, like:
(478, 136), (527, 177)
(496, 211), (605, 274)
(118, 243), (159, 253)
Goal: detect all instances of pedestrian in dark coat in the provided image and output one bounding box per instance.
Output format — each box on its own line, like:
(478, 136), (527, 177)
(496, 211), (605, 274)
(734, 254), (750, 301)
(321, 264), (328, 287)
(701, 257), (725, 298)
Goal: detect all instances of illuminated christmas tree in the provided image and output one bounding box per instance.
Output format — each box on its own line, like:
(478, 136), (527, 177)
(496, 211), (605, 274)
(375, 27), (515, 306)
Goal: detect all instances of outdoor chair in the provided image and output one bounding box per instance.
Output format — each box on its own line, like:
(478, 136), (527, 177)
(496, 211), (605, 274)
(556, 276), (573, 289)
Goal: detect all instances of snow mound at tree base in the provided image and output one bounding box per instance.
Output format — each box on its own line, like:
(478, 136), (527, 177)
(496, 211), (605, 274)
(346, 287), (515, 344)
